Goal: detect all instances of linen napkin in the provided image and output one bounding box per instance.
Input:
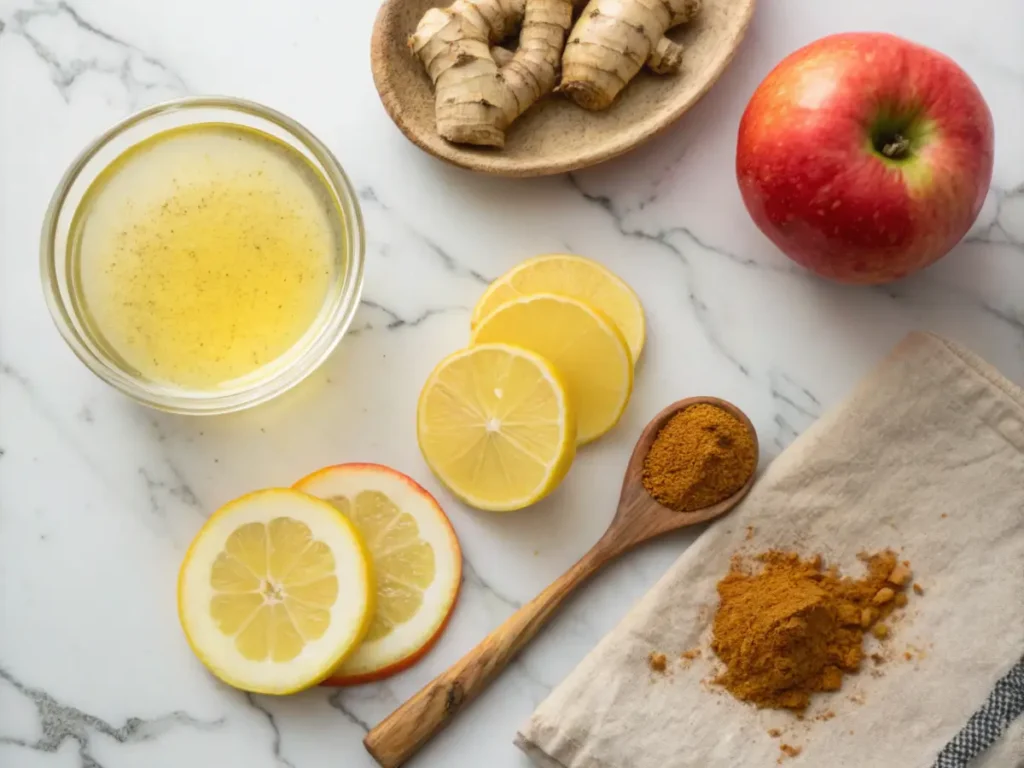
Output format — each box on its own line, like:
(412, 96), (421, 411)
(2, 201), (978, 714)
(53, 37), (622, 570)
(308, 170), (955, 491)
(516, 332), (1024, 768)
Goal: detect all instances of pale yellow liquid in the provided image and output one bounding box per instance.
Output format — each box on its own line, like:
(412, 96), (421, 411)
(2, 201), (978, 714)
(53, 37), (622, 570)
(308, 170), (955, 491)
(73, 124), (342, 390)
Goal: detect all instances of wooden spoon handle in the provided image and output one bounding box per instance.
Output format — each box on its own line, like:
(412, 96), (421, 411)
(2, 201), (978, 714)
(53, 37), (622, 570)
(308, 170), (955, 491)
(363, 541), (613, 767)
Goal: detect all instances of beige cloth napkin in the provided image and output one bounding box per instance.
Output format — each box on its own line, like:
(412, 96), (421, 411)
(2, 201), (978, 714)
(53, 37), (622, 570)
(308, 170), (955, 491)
(516, 332), (1024, 768)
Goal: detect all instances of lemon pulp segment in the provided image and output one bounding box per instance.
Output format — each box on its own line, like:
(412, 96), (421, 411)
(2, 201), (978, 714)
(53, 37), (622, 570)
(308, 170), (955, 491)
(330, 492), (434, 642)
(209, 517), (340, 662)
(295, 464), (462, 682)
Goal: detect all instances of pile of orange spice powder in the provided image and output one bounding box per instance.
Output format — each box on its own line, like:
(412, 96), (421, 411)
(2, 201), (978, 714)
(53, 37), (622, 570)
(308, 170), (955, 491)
(642, 403), (757, 511)
(641, 404), (917, 713)
(712, 550), (914, 710)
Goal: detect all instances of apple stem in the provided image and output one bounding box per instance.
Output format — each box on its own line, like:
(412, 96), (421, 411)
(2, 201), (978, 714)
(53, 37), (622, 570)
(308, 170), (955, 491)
(881, 134), (911, 159)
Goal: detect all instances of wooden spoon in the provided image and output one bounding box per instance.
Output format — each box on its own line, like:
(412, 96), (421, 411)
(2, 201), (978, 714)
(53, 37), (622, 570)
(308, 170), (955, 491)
(364, 396), (758, 767)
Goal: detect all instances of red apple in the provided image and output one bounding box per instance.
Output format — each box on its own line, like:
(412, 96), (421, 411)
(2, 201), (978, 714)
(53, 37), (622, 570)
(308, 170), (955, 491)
(736, 32), (994, 284)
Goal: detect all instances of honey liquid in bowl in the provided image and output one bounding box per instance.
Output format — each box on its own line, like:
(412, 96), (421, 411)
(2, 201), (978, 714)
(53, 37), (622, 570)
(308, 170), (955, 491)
(69, 123), (345, 392)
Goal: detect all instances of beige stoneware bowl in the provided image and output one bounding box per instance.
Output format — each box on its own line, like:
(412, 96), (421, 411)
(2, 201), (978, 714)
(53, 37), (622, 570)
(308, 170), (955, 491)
(370, 0), (756, 177)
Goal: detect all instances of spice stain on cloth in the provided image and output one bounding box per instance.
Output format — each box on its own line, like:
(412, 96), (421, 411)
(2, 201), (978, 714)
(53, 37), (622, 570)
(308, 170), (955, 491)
(648, 652), (668, 673)
(680, 648), (701, 668)
(642, 404), (757, 511)
(778, 743), (803, 762)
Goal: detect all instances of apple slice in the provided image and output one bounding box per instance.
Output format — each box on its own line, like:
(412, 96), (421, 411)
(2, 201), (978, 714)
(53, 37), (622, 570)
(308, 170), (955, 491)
(294, 464), (461, 685)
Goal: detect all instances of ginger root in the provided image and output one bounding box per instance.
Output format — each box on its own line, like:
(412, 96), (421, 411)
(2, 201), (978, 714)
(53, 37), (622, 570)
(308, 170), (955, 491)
(648, 37), (685, 75)
(561, 0), (701, 110)
(409, 0), (574, 147)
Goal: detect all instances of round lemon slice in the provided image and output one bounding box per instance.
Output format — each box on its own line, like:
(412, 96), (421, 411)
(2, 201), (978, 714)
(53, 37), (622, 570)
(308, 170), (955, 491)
(417, 343), (576, 512)
(471, 254), (646, 364)
(471, 294), (633, 445)
(177, 489), (373, 695)
(294, 464), (462, 685)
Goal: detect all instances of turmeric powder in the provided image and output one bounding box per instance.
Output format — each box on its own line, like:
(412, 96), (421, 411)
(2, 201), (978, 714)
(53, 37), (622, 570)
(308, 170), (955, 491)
(642, 404), (756, 511)
(712, 550), (912, 710)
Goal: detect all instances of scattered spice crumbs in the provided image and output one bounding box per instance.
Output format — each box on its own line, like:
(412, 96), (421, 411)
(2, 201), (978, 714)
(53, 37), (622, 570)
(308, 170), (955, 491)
(767, 728), (782, 738)
(648, 652), (668, 673)
(904, 645), (927, 661)
(779, 743), (802, 760)
(888, 563), (911, 586)
(746, 525), (756, 540)
(680, 648), (701, 666)
(913, 583), (924, 595)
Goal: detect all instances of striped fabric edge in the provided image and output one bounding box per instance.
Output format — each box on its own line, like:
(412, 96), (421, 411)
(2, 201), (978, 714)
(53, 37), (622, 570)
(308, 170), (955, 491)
(933, 656), (1024, 768)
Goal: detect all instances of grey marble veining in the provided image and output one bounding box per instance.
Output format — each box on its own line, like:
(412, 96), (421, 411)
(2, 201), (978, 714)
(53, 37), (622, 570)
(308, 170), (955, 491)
(1, 0), (1022, 766)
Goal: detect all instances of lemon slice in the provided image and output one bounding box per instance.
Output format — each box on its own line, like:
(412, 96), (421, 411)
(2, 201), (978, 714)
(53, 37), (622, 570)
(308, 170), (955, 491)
(417, 343), (576, 511)
(471, 295), (633, 445)
(177, 489), (374, 694)
(471, 254), (646, 363)
(294, 463), (462, 684)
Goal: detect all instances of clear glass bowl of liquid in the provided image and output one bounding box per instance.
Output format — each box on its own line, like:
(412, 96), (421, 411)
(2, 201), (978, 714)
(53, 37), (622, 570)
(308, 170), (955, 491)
(41, 97), (364, 414)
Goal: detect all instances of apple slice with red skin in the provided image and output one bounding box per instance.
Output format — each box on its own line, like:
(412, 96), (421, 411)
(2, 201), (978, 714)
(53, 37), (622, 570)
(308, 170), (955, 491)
(737, 32), (994, 285)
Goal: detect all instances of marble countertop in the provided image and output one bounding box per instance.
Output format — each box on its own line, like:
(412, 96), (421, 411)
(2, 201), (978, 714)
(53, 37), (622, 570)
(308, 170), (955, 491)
(1, 0), (1022, 766)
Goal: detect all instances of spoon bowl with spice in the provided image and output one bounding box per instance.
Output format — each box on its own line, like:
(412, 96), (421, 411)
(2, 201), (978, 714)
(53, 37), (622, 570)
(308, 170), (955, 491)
(364, 397), (759, 768)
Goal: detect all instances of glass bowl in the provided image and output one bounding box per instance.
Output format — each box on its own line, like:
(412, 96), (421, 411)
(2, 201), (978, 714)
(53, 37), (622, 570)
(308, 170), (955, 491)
(41, 97), (364, 414)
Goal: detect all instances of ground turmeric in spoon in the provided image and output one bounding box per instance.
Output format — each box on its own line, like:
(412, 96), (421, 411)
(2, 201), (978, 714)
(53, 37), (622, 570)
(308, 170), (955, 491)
(641, 403), (757, 511)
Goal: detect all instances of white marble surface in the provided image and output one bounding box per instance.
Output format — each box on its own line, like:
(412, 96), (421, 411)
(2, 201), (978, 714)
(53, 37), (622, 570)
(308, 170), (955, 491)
(1, 0), (1022, 765)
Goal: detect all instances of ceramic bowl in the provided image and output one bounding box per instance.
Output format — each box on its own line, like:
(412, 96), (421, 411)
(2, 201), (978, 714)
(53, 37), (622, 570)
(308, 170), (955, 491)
(371, 0), (756, 177)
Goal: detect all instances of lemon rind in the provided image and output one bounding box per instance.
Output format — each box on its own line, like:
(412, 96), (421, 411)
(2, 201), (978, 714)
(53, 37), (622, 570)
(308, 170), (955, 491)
(177, 488), (375, 695)
(293, 464), (463, 679)
(470, 253), (646, 362)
